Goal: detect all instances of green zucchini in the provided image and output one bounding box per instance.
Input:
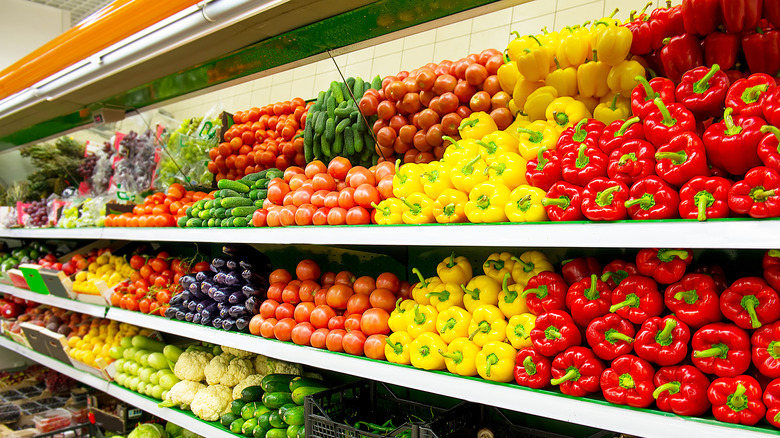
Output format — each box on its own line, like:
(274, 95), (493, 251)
(265, 428), (287, 438)
(221, 197), (253, 208)
(261, 375), (298, 392)
(291, 386), (327, 405)
(230, 418), (246, 434)
(241, 385), (264, 402)
(286, 425), (302, 438)
(281, 406), (304, 427)
(241, 401), (263, 419)
(231, 400), (247, 416)
(268, 411), (287, 428)
(221, 413), (239, 427)
(217, 179), (250, 193)
(288, 377), (326, 392)
(242, 418), (258, 436)
(253, 424), (271, 438)
(256, 411), (272, 430)
(185, 218), (202, 228)
(262, 392), (294, 409)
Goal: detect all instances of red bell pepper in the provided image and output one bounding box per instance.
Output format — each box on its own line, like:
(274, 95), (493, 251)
(550, 346), (605, 397)
(643, 98), (697, 149)
(654, 132), (711, 187)
(560, 145), (608, 187)
(659, 34), (704, 84)
(585, 313), (635, 361)
(631, 76), (676, 120)
(719, 0), (763, 33)
(626, 7), (665, 55)
(763, 249), (780, 291)
(725, 73), (776, 117)
(581, 178), (629, 221)
(663, 273), (723, 329)
(598, 117), (645, 155)
(766, 1), (780, 28)
(530, 310), (582, 357)
(693, 264), (729, 292)
(636, 248), (693, 285)
(763, 378), (780, 428)
(728, 166), (780, 218)
(521, 272), (568, 315)
(624, 176), (680, 220)
(514, 348), (552, 389)
(607, 139), (656, 187)
(542, 182), (585, 221)
(678, 176), (733, 221)
(566, 274), (612, 327)
(751, 322), (780, 378)
(674, 64), (730, 121)
(653, 365), (712, 416)
(703, 33), (741, 71)
(763, 89), (780, 127)
(759, 125), (780, 173)
(702, 107), (766, 177)
(681, 0), (720, 36)
(741, 26), (780, 76)
(720, 277), (780, 330)
(708, 375), (766, 425)
(525, 146), (561, 191)
(601, 259), (639, 289)
(556, 119), (605, 155)
(600, 354), (656, 408)
(610, 275), (664, 324)
(634, 315), (690, 366)
(655, 2), (684, 36)
(692, 322), (751, 377)
(561, 257), (601, 285)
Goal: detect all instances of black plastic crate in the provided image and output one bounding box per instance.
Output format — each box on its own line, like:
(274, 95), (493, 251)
(305, 380), (451, 438)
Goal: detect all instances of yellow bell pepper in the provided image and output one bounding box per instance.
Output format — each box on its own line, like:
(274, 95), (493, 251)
(577, 50), (612, 98)
(441, 136), (480, 164)
(385, 331), (413, 365)
(388, 298), (416, 333)
(594, 22), (632, 66)
(410, 332), (447, 370)
(432, 188), (468, 224)
(546, 60), (578, 97)
(515, 120), (561, 161)
(589, 16), (615, 48)
(438, 337), (480, 376)
(468, 304), (508, 347)
(479, 131), (518, 158)
(524, 85), (558, 121)
(516, 35), (552, 82)
(436, 306), (472, 344)
(507, 32), (540, 62)
(410, 268), (440, 305)
(497, 53), (520, 94)
(511, 250), (554, 287)
(476, 341), (517, 382)
(557, 25), (591, 68)
(420, 161), (452, 200)
(392, 160), (425, 198)
(459, 112), (498, 140)
(506, 112), (531, 135)
(512, 79), (544, 110)
(506, 313), (536, 349)
(607, 59), (646, 96)
(461, 275), (501, 312)
(498, 272), (529, 319)
(464, 182), (511, 223)
(597, 8), (621, 26)
(545, 96), (592, 131)
(450, 155), (488, 193)
(482, 252), (516, 284)
(483, 152), (527, 190)
(371, 198), (403, 225)
(576, 93), (599, 114)
(406, 304), (438, 338)
(505, 185), (548, 222)
(593, 92), (630, 125)
(400, 193), (435, 224)
(436, 252), (473, 285)
(426, 282), (464, 312)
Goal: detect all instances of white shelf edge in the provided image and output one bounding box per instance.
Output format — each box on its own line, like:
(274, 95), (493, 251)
(0, 284), (108, 318)
(105, 308), (777, 438)
(2, 221), (780, 248)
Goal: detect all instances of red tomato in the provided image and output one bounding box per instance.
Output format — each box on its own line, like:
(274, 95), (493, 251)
(148, 258), (169, 273)
(281, 283), (301, 305)
(346, 294), (371, 315)
(342, 331), (367, 356)
(327, 157), (352, 181)
(275, 302), (295, 320)
(310, 190), (328, 207)
(291, 187), (313, 206)
(369, 288), (397, 313)
(279, 205), (297, 226)
(361, 308), (391, 335)
(337, 188), (356, 209)
(326, 284), (353, 309)
(328, 315), (346, 330)
(259, 299), (280, 318)
(296, 259), (321, 281)
(138, 298), (152, 314)
(267, 181), (291, 205)
(305, 160), (327, 179)
(398, 281), (412, 300)
(129, 255), (146, 270)
(326, 207), (347, 225)
(346, 167), (376, 188)
(267, 282), (286, 301)
(353, 184), (381, 209)
(344, 314), (362, 332)
(294, 204), (316, 226)
(298, 280), (320, 302)
(270, 269), (292, 284)
(310, 328), (330, 349)
(364, 334), (388, 360)
(193, 261), (210, 272)
(312, 173), (337, 191)
(325, 329), (347, 352)
(252, 209), (268, 227)
(314, 289), (328, 306)
(310, 305), (336, 329)
(284, 166), (305, 182)
(259, 318), (278, 338)
(290, 322), (315, 346)
(312, 207), (329, 225)
(376, 272), (400, 293)
(323, 191), (340, 208)
(249, 314), (265, 335)
(320, 272), (336, 286)
(273, 318), (296, 342)
(294, 302), (315, 323)
(346, 206), (371, 225)
(335, 271), (356, 286)
(352, 276), (376, 295)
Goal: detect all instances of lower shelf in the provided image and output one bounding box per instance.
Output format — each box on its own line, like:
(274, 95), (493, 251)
(0, 284), (107, 318)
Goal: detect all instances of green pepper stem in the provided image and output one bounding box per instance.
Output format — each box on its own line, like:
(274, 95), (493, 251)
(742, 83), (769, 104)
(413, 305), (426, 325)
(752, 188), (776, 200)
(476, 140), (497, 155)
(523, 355), (537, 376)
(673, 289), (699, 304)
(370, 202), (389, 216)
(441, 136), (460, 148)
(438, 349), (463, 364)
(624, 193), (654, 210)
(461, 154), (482, 175)
(608, 8), (619, 18)
(596, 184), (621, 207)
(742, 295), (762, 329)
(517, 128), (544, 143)
(439, 317), (456, 334)
(528, 34), (543, 46)
(461, 284), (480, 300)
(469, 321), (491, 340)
(635, 76), (657, 101)
(693, 64), (720, 94)
(769, 250), (780, 258)
(605, 329), (634, 343)
(550, 367), (580, 386)
(510, 31), (521, 39)
(485, 163), (506, 176)
(609, 93), (621, 111)
(657, 249), (690, 262)
(575, 144), (590, 169)
(656, 318), (677, 345)
(394, 297), (403, 312)
(696, 192), (710, 222)
(652, 381), (680, 399)
(572, 119), (588, 143)
(630, 10), (636, 21)
(618, 152), (637, 166)
(542, 196), (571, 209)
(485, 353), (499, 377)
(610, 293), (639, 313)
(723, 107), (743, 136)
(731, 383), (747, 408)
(521, 285), (548, 299)
(459, 118), (479, 131)
(553, 56), (561, 70)
(553, 111), (570, 127)
(484, 259), (505, 270)
(501, 273), (518, 303)
(511, 256), (535, 273)
(653, 97), (677, 127)
(641, 2), (653, 14)
(536, 146), (549, 169)
(655, 150), (688, 165)
(761, 125), (780, 145)
(447, 252), (456, 268)
(412, 267), (427, 288)
(583, 274), (600, 300)
(386, 338), (404, 355)
(694, 343), (728, 358)
(401, 197), (421, 215)
(516, 195), (532, 212)
(616, 117), (640, 136)
(443, 203), (456, 217)
(425, 290), (449, 301)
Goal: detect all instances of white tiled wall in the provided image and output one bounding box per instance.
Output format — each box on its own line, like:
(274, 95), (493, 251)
(156, 0), (683, 121)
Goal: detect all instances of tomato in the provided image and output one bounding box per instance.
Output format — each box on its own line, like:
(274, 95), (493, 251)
(153, 275), (168, 288)
(327, 157), (352, 181)
(291, 322), (315, 346)
(346, 293), (371, 315)
(310, 328), (330, 349)
(326, 207), (347, 225)
(376, 176), (394, 201)
(260, 299), (281, 318)
(139, 265), (153, 280)
(281, 283), (301, 305)
(368, 288), (396, 313)
(149, 257), (169, 273)
(270, 269), (293, 284)
(364, 334), (388, 360)
(273, 318), (296, 342)
(323, 191), (340, 208)
(259, 317), (278, 338)
(335, 271), (356, 286)
(249, 314), (265, 335)
(346, 206), (371, 225)
(305, 160), (327, 178)
(284, 166), (305, 182)
(267, 181), (291, 205)
(298, 280), (319, 302)
(360, 308), (390, 335)
(328, 316), (346, 330)
(275, 302), (295, 320)
(310, 190), (328, 207)
(346, 167), (376, 188)
(376, 272), (400, 293)
(312, 173), (337, 191)
(110, 291), (123, 307)
(344, 314), (362, 332)
(123, 295), (139, 311)
(326, 284), (353, 309)
(129, 255), (146, 270)
(352, 276), (376, 295)
(134, 279), (149, 292)
(155, 289), (171, 304)
(465, 63), (489, 86)
(310, 305), (336, 329)
(325, 329), (347, 352)
(337, 188), (356, 209)
(374, 161), (396, 181)
(252, 209), (268, 227)
(193, 261), (210, 272)
(265, 283), (284, 301)
(296, 259), (321, 282)
(293, 302), (315, 323)
(279, 205), (297, 226)
(320, 271), (336, 287)
(312, 207), (329, 225)
(342, 331), (366, 356)
(398, 281), (412, 300)
(314, 289), (328, 306)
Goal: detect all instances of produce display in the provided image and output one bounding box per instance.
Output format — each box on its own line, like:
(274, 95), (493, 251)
(112, 334), (177, 400)
(70, 251), (134, 295)
(158, 117), (221, 190)
(21, 200), (49, 227)
(113, 130), (159, 198)
(78, 141), (115, 195)
(104, 185), (213, 228)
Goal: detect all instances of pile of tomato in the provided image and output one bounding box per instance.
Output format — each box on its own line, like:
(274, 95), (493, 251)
(248, 259), (409, 358)
(104, 184), (213, 227)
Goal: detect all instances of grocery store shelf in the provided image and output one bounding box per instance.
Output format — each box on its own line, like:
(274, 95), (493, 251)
(3, 219), (780, 248)
(0, 285), (107, 318)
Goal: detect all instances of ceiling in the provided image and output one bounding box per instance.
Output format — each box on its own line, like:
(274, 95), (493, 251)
(25, 0), (113, 26)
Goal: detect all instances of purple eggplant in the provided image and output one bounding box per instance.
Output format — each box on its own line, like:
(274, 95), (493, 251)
(228, 290), (246, 305)
(175, 310), (187, 320)
(184, 312), (194, 323)
(192, 313), (201, 324)
(228, 305), (248, 318)
(201, 302), (219, 320)
(219, 307), (230, 319)
(211, 257), (227, 269)
(200, 314), (212, 326)
(179, 274), (197, 290)
(196, 299), (215, 313)
(245, 296), (259, 313)
(236, 317), (250, 332)
(212, 317), (223, 329)
(224, 271), (243, 286)
(242, 270), (269, 288)
(195, 270), (215, 282)
(186, 300), (198, 312)
(221, 318), (236, 331)
(226, 259), (238, 270)
(164, 306), (179, 319)
(169, 293), (184, 307)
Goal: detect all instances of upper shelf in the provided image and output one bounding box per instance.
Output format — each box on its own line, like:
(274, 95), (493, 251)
(1, 219), (779, 248)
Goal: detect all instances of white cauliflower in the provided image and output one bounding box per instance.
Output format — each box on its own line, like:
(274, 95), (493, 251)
(190, 385), (232, 422)
(232, 374), (264, 400)
(220, 346), (255, 358)
(160, 381), (206, 409)
(254, 355), (302, 377)
(205, 354), (253, 387)
(173, 350), (213, 382)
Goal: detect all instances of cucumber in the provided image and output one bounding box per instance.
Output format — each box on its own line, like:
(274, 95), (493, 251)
(253, 178), (269, 189)
(352, 77), (365, 100)
(288, 377), (326, 392)
(281, 406), (304, 427)
(242, 418), (258, 436)
(346, 77), (356, 94)
(313, 134), (322, 159)
(218, 189), (240, 198)
(371, 75), (382, 90)
(262, 392), (294, 409)
(333, 130), (343, 155)
(233, 217), (249, 227)
(277, 403), (297, 418)
(242, 172), (265, 182)
(326, 96), (336, 119)
(254, 405), (271, 418)
(241, 385), (264, 402)
(268, 411), (287, 428)
(321, 135), (332, 158)
(204, 200), (214, 210)
(315, 90), (326, 109)
(253, 425), (271, 438)
(185, 218), (201, 228)
(286, 425), (302, 438)
(207, 218), (216, 227)
(296, 425), (305, 438)
(231, 206), (257, 217)
(340, 81), (351, 103)
(330, 81), (344, 104)
(177, 216), (188, 227)
(242, 401), (263, 419)
(265, 429), (286, 438)
(262, 375), (298, 392)
(334, 107), (352, 118)
(198, 209), (211, 220)
(230, 418), (246, 434)
(221, 413), (239, 427)
(218, 179), (250, 193)
(249, 189), (259, 200)
(215, 218), (223, 227)
(231, 399), (247, 416)
(353, 125), (364, 153)
(314, 112), (327, 135)
(266, 169), (283, 180)
(256, 412), (272, 430)
(344, 126), (354, 156)
(291, 386), (328, 405)
(324, 118), (335, 142)
(255, 200), (265, 208)
(222, 197), (253, 208)
(335, 118), (351, 133)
